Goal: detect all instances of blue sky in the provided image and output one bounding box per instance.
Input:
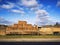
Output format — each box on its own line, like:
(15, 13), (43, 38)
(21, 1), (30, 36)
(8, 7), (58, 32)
(0, 0), (60, 26)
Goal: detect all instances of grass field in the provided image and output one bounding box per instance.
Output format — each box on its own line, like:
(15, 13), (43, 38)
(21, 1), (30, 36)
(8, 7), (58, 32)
(0, 35), (60, 39)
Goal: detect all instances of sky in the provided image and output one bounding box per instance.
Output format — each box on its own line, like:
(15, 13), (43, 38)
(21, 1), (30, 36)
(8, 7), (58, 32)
(0, 0), (60, 26)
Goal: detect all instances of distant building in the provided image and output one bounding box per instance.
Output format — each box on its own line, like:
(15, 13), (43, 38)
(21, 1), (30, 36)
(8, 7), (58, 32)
(6, 21), (38, 35)
(0, 25), (7, 35)
(39, 25), (60, 35)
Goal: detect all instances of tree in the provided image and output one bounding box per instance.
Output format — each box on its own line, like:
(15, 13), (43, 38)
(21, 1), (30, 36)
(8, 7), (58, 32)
(54, 22), (60, 27)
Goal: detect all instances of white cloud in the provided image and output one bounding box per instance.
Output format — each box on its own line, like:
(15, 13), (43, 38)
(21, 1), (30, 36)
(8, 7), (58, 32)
(0, 17), (12, 25)
(1, 2), (14, 9)
(35, 10), (49, 15)
(0, 17), (4, 20)
(11, 9), (25, 14)
(30, 6), (40, 11)
(1, 2), (24, 10)
(1, 2), (25, 14)
(1, 4), (13, 9)
(21, 0), (38, 7)
(35, 9), (54, 26)
(56, 1), (60, 7)
(16, 5), (24, 10)
(19, 0), (43, 11)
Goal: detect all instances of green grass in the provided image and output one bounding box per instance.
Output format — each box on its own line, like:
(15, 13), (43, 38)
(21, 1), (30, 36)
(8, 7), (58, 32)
(0, 35), (60, 39)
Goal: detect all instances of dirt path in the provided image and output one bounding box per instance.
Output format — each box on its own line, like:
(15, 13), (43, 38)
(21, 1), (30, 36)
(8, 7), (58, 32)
(0, 38), (60, 42)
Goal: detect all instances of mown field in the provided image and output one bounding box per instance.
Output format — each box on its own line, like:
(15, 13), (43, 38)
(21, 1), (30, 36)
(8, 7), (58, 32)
(0, 35), (60, 39)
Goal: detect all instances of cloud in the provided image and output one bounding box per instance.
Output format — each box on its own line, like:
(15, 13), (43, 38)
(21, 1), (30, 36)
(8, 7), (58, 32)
(1, 4), (13, 9)
(35, 10), (49, 15)
(18, 0), (43, 11)
(1, 2), (25, 14)
(56, 1), (60, 7)
(20, 0), (38, 7)
(35, 9), (54, 26)
(15, 5), (24, 10)
(0, 17), (13, 25)
(11, 9), (25, 14)
(1, 2), (14, 9)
